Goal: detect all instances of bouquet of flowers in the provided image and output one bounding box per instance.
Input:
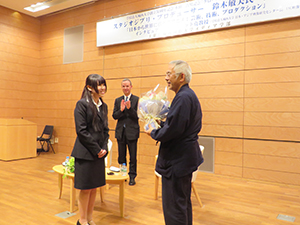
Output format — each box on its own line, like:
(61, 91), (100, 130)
(138, 84), (170, 130)
(63, 156), (75, 178)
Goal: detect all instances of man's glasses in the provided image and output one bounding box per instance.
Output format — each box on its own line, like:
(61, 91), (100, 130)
(165, 71), (181, 77)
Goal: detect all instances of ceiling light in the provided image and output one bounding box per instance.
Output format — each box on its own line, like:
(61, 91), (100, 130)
(24, 1), (50, 12)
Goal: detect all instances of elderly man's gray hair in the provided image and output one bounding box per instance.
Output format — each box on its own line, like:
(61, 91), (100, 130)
(169, 60), (192, 83)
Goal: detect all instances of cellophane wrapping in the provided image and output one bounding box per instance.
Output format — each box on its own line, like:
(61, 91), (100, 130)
(138, 84), (170, 131)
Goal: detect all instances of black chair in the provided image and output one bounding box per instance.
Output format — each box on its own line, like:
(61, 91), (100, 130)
(37, 125), (55, 154)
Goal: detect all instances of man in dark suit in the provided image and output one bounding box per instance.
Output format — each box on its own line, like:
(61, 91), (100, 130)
(112, 78), (140, 185)
(146, 60), (203, 225)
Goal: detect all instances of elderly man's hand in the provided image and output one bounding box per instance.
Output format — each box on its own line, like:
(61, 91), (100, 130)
(145, 123), (154, 136)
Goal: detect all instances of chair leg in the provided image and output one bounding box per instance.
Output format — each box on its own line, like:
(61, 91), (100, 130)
(47, 141), (55, 154)
(50, 143), (55, 154)
(192, 182), (203, 207)
(154, 174), (159, 200)
(40, 141), (46, 152)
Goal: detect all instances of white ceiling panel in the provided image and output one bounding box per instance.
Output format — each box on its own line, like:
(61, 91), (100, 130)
(0, 0), (97, 17)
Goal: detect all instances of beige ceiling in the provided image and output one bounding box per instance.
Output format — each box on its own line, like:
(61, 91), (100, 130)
(0, 0), (97, 17)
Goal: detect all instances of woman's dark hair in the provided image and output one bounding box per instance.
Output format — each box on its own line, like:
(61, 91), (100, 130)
(81, 74), (108, 131)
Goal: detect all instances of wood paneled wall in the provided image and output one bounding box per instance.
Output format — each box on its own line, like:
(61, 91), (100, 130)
(0, 6), (40, 120)
(1, 0), (300, 185)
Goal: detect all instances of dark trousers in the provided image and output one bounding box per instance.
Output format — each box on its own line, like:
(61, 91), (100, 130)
(162, 173), (193, 225)
(117, 133), (137, 179)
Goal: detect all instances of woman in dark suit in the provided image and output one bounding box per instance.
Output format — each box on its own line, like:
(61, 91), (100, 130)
(71, 74), (109, 225)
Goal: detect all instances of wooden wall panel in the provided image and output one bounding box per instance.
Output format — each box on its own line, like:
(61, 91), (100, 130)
(244, 112), (300, 127)
(137, 133), (159, 165)
(245, 19), (300, 42)
(141, 64), (167, 76)
(214, 164), (243, 177)
(245, 83), (300, 98)
(243, 20), (300, 191)
(142, 43), (244, 65)
(244, 154), (300, 174)
(245, 67), (300, 83)
(40, 36), (62, 50)
(214, 138), (243, 177)
(246, 36), (300, 55)
(244, 139), (300, 158)
(1, 51), (39, 67)
(243, 19), (300, 145)
(40, 64), (72, 75)
(215, 152), (243, 167)
(244, 98), (300, 112)
(0, 6), (40, 120)
(140, 77), (168, 89)
(204, 112), (243, 125)
(244, 126), (300, 141)
(201, 125), (243, 138)
(215, 138), (243, 153)
(246, 52), (300, 69)
(104, 67), (142, 79)
(105, 55), (142, 69)
(193, 85), (244, 98)
(190, 57), (244, 73)
(191, 71), (244, 86)
(84, 51), (104, 62)
(104, 42), (143, 58)
(244, 168), (300, 186)
(200, 99), (244, 112)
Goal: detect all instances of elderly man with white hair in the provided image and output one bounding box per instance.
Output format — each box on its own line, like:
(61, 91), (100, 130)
(146, 60), (204, 225)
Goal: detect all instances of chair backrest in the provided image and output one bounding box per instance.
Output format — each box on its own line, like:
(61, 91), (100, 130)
(154, 155), (162, 178)
(105, 139), (113, 167)
(191, 145), (204, 183)
(41, 125), (54, 140)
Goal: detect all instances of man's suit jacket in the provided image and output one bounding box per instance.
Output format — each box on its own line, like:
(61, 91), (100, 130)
(150, 84), (203, 178)
(71, 98), (109, 161)
(112, 94), (140, 141)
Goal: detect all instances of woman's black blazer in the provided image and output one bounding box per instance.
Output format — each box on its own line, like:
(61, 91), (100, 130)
(71, 98), (109, 161)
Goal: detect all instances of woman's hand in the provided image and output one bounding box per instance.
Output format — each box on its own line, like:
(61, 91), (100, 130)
(98, 149), (107, 158)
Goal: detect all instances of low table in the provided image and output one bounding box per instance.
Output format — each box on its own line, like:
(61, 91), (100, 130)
(52, 165), (128, 217)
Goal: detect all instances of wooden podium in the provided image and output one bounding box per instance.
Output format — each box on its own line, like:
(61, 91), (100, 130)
(0, 119), (37, 161)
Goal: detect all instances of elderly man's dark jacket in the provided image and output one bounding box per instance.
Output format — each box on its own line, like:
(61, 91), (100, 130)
(151, 84), (203, 178)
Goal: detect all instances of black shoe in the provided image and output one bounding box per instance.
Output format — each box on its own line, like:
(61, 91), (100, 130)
(129, 177), (136, 186)
(77, 220), (89, 225)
